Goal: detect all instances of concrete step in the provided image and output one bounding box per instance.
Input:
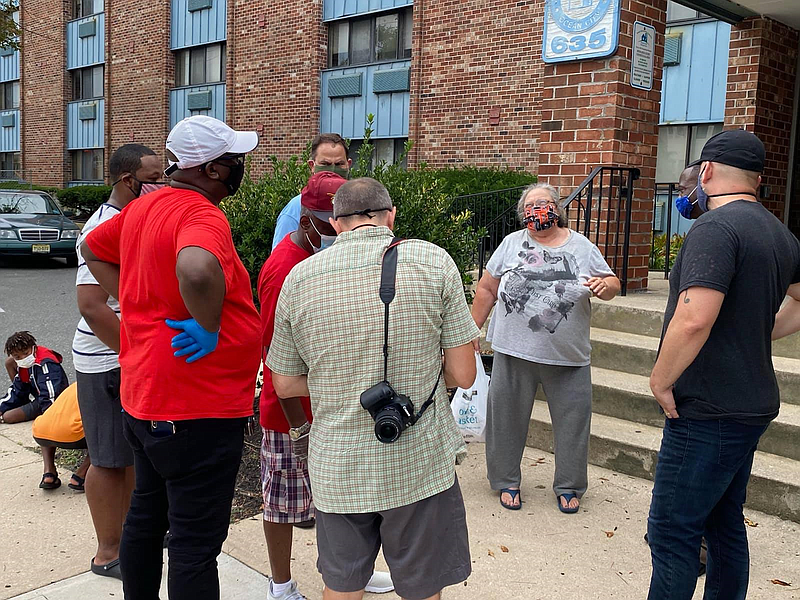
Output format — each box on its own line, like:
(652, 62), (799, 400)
(591, 302), (665, 338)
(592, 301), (800, 360)
(533, 367), (800, 462)
(525, 405), (800, 523)
(590, 328), (800, 405)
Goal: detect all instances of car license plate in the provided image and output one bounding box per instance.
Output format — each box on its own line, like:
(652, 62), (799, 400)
(31, 244), (50, 253)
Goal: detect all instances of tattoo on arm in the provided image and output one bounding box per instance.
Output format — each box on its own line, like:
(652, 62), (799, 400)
(683, 291), (690, 304)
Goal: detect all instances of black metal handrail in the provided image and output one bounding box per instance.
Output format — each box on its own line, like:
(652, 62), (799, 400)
(562, 166), (640, 295)
(460, 168), (641, 295)
(450, 186), (528, 279)
(653, 182), (678, 279)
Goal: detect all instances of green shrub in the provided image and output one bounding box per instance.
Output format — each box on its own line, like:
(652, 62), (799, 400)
(55, 185), (112, 218)
(351, 123), (483, 294)
(224, 117), (533, 298)
(650, 233), (685, 270)
(221, 153), (311, 292)
(429, 166), (537, 198)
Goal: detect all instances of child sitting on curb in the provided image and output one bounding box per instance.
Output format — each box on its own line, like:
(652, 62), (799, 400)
(1, 331), (71, 488)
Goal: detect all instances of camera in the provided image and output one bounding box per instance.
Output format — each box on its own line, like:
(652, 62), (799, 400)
(360, 381), (416, 443)
(523, 205), (558, 231)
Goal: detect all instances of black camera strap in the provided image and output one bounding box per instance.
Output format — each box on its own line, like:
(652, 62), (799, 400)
(380, 238), (442, 425)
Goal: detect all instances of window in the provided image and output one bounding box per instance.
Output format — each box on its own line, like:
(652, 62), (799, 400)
(655, 123), (723, 182)
(174, 43), (226, 87)
(349, 138), (408, 169)
(0, 152), (20, 175)
(0, 192), (59, 215)
(73, 0), (103, 19)
(0, 81), (19, 110)
(71, 149), (104, 181)
(328, 8), (412, 68)
(72, 65), (104, 100)
(666, 1), (708, 23)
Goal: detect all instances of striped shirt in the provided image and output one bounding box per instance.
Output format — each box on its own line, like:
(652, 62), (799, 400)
(72, 203), (121, 374)
(267, 226), (480, 513)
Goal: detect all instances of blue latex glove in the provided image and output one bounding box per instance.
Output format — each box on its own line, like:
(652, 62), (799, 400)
(166, 318), (219, 364)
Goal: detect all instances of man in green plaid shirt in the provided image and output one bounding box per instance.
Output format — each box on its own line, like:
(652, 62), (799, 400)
(267, 177), (479, 600)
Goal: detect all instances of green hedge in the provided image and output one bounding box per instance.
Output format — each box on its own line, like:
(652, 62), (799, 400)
(55, 185), (112, 217)
(224, 119), (536, 298)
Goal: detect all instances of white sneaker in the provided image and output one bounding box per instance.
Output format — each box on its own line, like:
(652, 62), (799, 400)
(267, 579), (307, 600)
(365, 571), (394, 593)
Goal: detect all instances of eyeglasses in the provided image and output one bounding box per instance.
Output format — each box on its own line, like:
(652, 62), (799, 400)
(214, 154), (245, 166)
(525, 200), (558, 208)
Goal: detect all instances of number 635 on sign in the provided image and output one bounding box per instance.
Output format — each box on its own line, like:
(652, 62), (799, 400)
(542, 0), (621, 64)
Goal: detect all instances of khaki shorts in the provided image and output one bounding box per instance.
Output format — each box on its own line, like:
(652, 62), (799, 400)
(315, 476), (471, 600)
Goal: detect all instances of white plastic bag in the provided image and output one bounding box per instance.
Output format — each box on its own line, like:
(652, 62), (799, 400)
(450, 353), (489, 442)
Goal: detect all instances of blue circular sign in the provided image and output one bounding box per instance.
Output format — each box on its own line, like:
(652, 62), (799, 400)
(550, 0), (612, 33)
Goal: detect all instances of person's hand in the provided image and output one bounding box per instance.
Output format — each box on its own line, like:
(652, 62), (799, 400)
(166, 318), (219, 364)
(291, 434), (309, 462)
(471, 338), (481, 352)
(650, 380), (680, 419)
(584, 277), (608, 298)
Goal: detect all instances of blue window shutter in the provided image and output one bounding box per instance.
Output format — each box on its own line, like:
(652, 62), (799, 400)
(664, 34), (682, 67)
(328, 74), (362, 98)
(373, 68), (411, 94)
(188, 0), (213, 12)
(78, 102), (97, 121)
(187, 90), (213, 111)
(78, 19), (97, 38)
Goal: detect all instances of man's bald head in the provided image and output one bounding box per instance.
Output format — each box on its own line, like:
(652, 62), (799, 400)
(678, 164), (700, 193)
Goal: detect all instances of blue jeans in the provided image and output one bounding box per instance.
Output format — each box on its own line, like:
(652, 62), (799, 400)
(647, 417), (767, 600)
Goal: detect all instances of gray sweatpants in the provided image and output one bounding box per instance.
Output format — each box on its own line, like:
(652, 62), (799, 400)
(485, 351), (592, 498)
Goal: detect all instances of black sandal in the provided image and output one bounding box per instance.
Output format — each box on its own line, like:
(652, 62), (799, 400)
(39, 472), (61, 490)
(91, 558), (122, 580)
(68, 473), (85, 492)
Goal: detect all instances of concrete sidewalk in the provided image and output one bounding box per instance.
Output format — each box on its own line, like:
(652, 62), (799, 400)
(3, 417), (799, 600)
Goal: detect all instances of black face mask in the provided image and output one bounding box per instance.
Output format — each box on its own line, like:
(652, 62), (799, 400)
(111, 175), (144, 198)
(212, 156), (245, 196)
(223, 162), (245, 196)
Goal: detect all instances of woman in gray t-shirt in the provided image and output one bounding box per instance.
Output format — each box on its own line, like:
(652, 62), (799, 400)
(471, 183), (620, 513)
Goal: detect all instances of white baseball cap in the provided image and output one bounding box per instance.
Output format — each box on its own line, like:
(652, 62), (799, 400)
(165, 115), (259, 174)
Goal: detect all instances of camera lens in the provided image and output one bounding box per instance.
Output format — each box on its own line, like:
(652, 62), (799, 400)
(375, 414), (402, 443)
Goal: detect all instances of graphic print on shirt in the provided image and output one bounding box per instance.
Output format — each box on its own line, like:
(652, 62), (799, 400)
(499, 241), (582, 334)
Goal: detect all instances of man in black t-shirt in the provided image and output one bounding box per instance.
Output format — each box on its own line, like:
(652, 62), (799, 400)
(647, 129), (800, 600)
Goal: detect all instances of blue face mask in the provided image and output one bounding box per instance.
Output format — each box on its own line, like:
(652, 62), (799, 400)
(696, 170), (710, 214)
(675, 185), (699, 219)
(308, 219), (336, 253)
(695, 166), (757, 213)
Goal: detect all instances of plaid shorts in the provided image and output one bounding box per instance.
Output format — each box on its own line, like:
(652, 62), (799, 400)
(260, 428), (315, 523)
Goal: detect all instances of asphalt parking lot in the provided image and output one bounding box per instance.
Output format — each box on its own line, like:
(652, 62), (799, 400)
(0, 256), (79, 381)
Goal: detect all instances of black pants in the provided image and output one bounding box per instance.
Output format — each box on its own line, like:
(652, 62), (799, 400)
(120, 413), (245, 600)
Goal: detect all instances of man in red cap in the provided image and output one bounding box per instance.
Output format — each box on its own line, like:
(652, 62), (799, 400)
(258, 171), (342, 600)
(259, 172), (394, 599)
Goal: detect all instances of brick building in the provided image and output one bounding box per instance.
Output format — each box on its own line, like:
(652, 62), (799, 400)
(5, 0), (800, 288)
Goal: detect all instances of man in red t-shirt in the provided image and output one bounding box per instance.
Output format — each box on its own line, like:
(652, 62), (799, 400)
(258, 171), (343, 600)
(82, 115), (261, 600)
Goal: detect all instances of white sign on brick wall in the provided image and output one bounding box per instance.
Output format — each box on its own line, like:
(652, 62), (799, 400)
(542, 0), (621, 64)
(631, 21), (656, 91)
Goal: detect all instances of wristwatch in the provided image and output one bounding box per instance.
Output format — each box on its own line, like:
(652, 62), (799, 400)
(288, 421), (311, 440)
